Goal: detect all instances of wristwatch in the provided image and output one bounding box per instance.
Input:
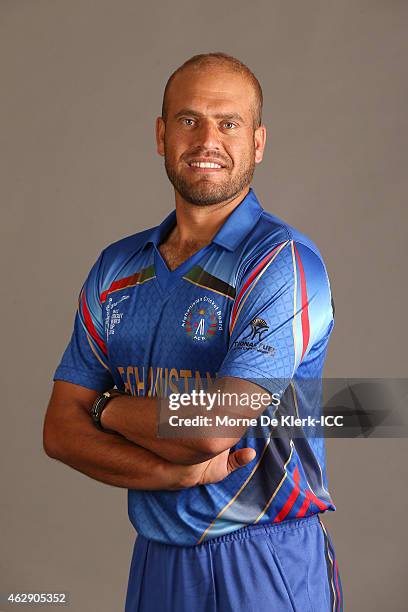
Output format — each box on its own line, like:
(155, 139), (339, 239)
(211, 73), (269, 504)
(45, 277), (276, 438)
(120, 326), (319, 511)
(91, 388), (122, 433)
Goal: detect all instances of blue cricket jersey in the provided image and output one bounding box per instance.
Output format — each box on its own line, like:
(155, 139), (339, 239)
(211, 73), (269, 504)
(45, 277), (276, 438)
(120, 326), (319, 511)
(54, 188), (336, 546)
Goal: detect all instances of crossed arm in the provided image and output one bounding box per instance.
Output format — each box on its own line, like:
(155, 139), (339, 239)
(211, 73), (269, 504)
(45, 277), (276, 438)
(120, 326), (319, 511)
(43, 379), (258, 491)
(100, 376), (268, 464)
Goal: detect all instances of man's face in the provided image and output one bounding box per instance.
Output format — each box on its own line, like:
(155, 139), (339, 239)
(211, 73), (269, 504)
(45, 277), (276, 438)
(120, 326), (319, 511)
(156, 67), (266, 206)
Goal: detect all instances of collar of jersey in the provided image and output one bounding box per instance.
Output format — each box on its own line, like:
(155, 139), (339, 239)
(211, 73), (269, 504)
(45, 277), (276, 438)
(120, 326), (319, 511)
(141, 187), (263, 253)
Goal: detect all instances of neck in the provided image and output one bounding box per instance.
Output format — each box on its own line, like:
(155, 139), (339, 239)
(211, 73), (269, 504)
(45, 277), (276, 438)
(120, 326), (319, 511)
(171, 186), (250, 247)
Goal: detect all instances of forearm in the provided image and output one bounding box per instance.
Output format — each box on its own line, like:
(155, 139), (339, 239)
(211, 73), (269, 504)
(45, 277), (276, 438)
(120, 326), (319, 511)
(102, 401), (216, 465)
(44, 404), (197, 490)
(100, 391), (246, 465)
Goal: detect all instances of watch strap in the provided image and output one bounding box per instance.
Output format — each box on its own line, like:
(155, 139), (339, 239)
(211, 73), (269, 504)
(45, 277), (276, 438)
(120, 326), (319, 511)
(91, 389), (122, 433)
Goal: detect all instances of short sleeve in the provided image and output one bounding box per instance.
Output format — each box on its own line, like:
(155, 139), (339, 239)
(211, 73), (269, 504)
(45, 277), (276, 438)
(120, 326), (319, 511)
(218, 240), (334, 395)
(53, 250), (115, 392)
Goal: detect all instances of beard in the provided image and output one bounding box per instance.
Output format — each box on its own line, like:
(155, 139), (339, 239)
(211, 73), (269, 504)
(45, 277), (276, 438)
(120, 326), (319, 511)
(164, 144), (256, 206)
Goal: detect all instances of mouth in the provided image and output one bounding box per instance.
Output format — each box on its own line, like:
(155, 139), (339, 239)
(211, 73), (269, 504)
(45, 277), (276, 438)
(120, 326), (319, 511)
(185, 158), (227, 172)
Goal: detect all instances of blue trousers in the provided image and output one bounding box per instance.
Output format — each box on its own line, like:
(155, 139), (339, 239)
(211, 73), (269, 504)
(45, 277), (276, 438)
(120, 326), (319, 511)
(125, 514), (343, 611)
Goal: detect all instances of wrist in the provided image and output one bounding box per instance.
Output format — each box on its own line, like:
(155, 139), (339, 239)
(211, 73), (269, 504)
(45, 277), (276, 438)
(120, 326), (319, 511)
(167, 463), (201, 490)
(91, 389), (122, 434)
(154, 461), (198, 490)
(100, 399), (116, 430)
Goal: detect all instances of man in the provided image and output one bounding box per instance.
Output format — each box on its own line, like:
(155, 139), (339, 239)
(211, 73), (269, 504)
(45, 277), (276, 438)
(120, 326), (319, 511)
(43, 53), (343, 611)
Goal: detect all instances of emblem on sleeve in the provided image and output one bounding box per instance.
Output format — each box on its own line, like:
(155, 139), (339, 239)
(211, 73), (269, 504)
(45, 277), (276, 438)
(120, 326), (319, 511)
(231, 317), (275, 356)
(248, 318), (269, 342)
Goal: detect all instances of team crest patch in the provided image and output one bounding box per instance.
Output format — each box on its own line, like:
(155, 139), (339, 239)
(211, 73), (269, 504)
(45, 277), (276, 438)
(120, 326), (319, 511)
(181, 296), (223, 342)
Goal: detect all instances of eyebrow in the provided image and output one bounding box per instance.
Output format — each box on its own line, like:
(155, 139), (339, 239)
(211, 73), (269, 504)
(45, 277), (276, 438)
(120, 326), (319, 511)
(174, 109), (245, 124)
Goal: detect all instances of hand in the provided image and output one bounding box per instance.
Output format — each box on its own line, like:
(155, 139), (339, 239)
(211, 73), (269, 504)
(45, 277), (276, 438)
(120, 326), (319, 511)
(183, 447), (256, 488)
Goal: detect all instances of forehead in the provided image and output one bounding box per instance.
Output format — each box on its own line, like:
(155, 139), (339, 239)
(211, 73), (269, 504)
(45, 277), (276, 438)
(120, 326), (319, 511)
(167, 67), (255, 119)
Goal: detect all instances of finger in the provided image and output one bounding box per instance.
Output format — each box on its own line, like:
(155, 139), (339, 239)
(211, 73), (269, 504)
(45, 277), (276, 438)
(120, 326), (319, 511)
(228, 447), (256, 472)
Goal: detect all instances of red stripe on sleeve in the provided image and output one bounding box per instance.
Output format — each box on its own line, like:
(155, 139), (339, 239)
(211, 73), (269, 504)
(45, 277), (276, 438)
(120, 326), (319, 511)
(294, 244), (310, 361)
(81, 290), (108, 356)
(230, 243), (284, 333)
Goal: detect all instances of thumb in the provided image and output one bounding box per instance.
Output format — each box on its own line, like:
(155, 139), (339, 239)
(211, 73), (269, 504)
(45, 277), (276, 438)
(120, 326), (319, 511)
(228, 447), (256, 471)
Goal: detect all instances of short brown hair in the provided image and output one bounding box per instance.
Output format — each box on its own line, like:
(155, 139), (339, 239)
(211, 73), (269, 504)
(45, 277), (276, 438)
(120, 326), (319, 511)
(161, 52), (263, 128)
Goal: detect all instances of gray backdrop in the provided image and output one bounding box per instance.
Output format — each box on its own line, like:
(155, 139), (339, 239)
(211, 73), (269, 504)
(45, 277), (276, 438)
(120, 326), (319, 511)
(1, 1), (407, 610)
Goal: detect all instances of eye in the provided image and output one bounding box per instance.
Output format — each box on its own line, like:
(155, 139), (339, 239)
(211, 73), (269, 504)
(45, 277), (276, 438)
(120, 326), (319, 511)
(181, 118), (196, 126)
(223, 122), (237, 130)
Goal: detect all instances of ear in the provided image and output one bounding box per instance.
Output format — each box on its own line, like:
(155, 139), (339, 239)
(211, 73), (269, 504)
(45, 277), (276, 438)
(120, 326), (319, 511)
(254, 125), (266, 164)
(156, 117), (165, 157)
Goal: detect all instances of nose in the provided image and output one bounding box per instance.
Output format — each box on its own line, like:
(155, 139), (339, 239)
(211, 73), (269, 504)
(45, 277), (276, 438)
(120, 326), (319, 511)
(195, 120), (221, 150)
